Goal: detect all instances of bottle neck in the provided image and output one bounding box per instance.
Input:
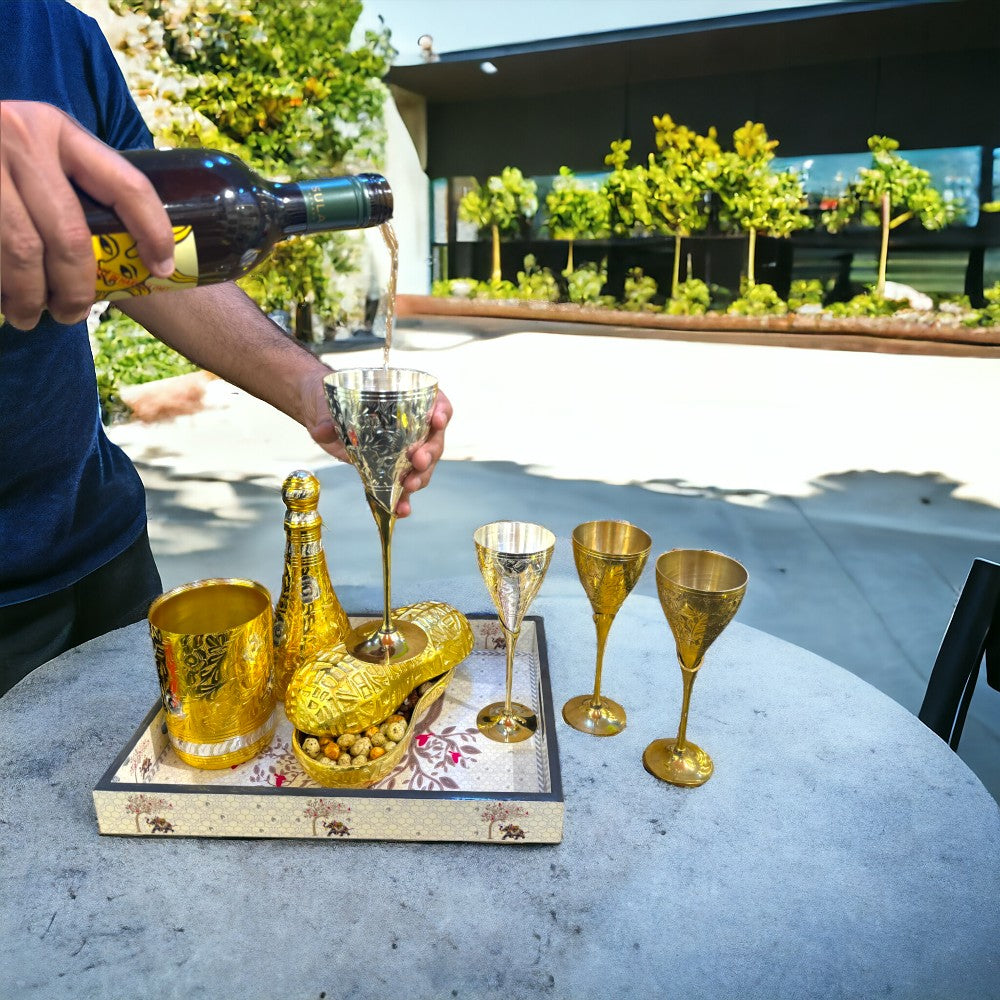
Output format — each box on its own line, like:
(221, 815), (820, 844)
(284, 174), (393, 235)
(283, 511), (326, 561)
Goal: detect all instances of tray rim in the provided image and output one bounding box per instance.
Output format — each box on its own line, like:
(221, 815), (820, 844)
(94, 613), (563, 809)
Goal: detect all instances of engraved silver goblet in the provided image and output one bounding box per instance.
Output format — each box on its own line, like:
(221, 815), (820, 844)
(324, 367), (438, 663)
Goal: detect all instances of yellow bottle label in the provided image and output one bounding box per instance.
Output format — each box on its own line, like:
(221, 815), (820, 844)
(94, 225), (199, 300)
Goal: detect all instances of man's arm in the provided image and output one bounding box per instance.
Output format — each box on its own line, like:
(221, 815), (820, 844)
(117, 283), (452, 517)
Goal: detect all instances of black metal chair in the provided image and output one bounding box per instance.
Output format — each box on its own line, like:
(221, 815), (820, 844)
(919, 558), (1000, 750)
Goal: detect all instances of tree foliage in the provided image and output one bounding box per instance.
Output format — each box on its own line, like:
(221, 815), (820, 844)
(458, 167), (538, 235)
(822, 135), (957, 235)
(646, 114), (721, 297)
(544, 166), (610, 272)
(458, 167), (538, 281)
(711, 121), (810, 285)
(601, 139), (653, 236)
(106, 0), (394, 328)
(821, 135), (960, 297)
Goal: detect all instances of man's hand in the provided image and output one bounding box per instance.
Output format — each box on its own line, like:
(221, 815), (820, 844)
(0, 101), (176, 330)
(119, 283), (453, 519)
(303, 369), (453, 518)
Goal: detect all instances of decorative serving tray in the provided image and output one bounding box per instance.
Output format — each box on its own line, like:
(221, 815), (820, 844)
(93, 615), (563, 844)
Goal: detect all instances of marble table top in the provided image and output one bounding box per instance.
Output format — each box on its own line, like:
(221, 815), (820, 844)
(2, 577), (998, 1000)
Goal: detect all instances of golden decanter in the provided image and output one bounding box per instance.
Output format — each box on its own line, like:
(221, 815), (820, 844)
(272, 470), (351, 700)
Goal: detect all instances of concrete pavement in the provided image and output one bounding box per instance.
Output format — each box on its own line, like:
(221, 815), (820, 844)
(108, 319), (1000, 798)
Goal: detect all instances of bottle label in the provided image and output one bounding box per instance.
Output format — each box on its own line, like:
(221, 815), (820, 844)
(298, 177), (365, 231)
(94, 226), (199, 300)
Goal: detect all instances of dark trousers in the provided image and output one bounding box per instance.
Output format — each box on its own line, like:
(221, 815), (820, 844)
(0, 529), (162, 696)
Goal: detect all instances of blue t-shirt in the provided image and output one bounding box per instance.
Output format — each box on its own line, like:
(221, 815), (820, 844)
(0, 0), (154, 605)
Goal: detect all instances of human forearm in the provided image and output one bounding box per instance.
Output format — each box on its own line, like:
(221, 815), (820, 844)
(117, 282), (453, 516)
(117, 281), (333, 439)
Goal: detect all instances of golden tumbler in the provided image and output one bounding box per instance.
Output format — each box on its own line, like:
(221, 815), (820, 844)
(148, 578), (276, 769)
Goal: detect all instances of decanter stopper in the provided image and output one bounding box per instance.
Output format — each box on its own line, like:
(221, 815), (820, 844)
(273, 470), (351, 700)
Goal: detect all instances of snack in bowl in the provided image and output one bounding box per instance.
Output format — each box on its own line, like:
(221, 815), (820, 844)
(292, 674), (454, 788)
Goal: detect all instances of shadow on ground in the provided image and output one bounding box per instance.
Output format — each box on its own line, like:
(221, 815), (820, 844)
(139, 458), (1000, 801)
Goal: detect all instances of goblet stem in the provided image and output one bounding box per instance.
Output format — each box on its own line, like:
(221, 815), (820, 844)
(674, 662), (698, 752)
(590, 612), (614, 707)
(502, 625), (519, 716)
(370, 497), (396, 637)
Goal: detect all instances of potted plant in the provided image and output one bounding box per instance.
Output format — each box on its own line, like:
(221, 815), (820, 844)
(458, 166), (538, 282)
(543, 166), (610, 274)
(645, 114), (721, 300)
(601, 139), (653, 237)
(712, 121), (811, 290)
(822, 135), (960, 298)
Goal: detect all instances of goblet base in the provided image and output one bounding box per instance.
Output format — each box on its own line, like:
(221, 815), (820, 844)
(477, 702), (537, 743)
(642, 737), (714, 787)
(350, 619), (428, 664)
(561, 694), (626, 737)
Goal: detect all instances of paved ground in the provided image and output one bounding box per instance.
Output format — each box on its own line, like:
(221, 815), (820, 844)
(109, 318), (1000, 799)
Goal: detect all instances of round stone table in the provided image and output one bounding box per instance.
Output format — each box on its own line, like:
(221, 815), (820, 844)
(2, 579), (998, 1000)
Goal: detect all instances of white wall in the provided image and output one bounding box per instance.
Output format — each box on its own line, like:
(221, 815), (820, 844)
(363, 94), (431, 296)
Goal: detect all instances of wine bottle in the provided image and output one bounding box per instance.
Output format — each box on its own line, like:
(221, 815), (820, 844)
(79, 148), (392, 301)
(272, 470), (351, 701)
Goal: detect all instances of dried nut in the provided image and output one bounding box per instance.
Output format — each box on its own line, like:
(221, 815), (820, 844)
(369, 746), (386, 760)
(365, 726), (380, 738)
(383, 740), (397, 750)
(302, 737), (322, 759)
(385, 720), (406, 743)
(318, 736), (333, 747)
(335, 754), (352, 768)
(369, 731), (387, 748)
(353, 754), (369, 765)
(386, 714), (406, 726)
(337, 733), (357, 749)
(350, 737), (372, 758)
(322, 743), (341, 762)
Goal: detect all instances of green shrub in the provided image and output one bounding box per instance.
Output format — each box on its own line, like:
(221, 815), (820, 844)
(827, 291), (906, 318)
(666, 278), (711, 315)
(516, 255), (561, 302)
(431, 278), (479, 298)
(963, 282), (1000, 327)
(787, 279), (825, 309)
(727, 282), (787, 316)
(92, 310), (198, 423)
(473, 278), (518, 300)
(565, 261), (614, 307)
(620, 268), (661, 312)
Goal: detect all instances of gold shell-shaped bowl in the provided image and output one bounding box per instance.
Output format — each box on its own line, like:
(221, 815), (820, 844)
(284, 601), (473, 737)
(291, 668), (453, 788)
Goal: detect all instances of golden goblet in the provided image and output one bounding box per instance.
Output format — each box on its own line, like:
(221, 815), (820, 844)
(643, 549), (748, 787)
(562, 520), (651, 737)
(474, 521), (555, 743)
(323, 367), (438, 663)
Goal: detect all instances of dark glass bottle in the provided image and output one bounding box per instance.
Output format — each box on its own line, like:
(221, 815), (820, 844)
(79, 148), (392, 300)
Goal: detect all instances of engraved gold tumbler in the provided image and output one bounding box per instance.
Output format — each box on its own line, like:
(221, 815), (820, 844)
(148, 578), (277, 769)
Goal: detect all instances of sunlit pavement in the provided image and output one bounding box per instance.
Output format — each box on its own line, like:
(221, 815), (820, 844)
(109, 320), (1000, 799)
